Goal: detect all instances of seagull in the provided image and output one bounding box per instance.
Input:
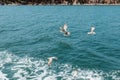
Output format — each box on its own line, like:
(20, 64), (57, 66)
(88, 27), (96, 34)
(47, 57), (58, 66)
(60, 24), (70, 36)
(72, 70), (78, 78)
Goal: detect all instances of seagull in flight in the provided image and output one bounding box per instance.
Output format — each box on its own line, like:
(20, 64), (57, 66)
(88, 27), (96, 34)
(72, 70), (78, 78)
(60, 24), (70, 36)
(47, 57), (58, 66)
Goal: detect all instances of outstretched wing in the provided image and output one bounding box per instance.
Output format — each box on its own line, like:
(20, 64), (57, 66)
(63, 24), (67, 32)
(91, 27), (95, 32)
(51, 57), (58, 60)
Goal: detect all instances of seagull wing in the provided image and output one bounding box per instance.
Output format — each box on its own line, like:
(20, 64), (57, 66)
(48, 58), (52, 66)
(91, 27), (95, 32)
(63, 24), (67, 31)
(51, 57), (58, 60)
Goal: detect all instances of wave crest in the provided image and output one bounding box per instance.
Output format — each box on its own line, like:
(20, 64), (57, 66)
(0, 51), (120, 80)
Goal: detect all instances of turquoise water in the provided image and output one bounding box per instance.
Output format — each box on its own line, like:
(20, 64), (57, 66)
(0, 5), (120, 80)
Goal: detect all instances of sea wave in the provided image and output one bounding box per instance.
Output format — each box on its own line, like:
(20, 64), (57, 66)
(0, 51), (120, 80)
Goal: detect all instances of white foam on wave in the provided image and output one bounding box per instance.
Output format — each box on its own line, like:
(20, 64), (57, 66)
(0, 51), (12, 67)
(0, 51), (12, 80)
(109, 70), (120, 80)
(0, 71), (9, 80)
(0, 51), (120, 80)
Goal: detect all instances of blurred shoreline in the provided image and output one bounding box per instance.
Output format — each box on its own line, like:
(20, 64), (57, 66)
(0, 0), (120, 6)
(0, 3), (120, 6)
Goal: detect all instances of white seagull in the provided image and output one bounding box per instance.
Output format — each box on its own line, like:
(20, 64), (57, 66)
(88, 27), (96, 34)
(72, 70), (78, 78)
(60, 24), (70, 36)
(47, 57), (58, 66)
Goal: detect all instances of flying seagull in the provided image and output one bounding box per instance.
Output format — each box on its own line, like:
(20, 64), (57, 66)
(72, 70), (78, 78)
(88, 27), (96, 34)
(60, 24), (70, 36)
(47, 57), (58, 66)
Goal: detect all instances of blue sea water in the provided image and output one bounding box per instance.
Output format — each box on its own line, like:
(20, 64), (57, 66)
(0, 5), (120, 80)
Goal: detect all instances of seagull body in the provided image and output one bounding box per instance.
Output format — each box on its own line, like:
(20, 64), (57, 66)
(64, 31), (70, 36)
(60, 24), (70, 36)
(72, 70), (78, 78)
(88, 27), (96, 34)
(47, 57), (57, 66)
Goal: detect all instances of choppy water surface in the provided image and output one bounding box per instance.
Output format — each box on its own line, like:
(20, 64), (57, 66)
(0, 6), (120, 80)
